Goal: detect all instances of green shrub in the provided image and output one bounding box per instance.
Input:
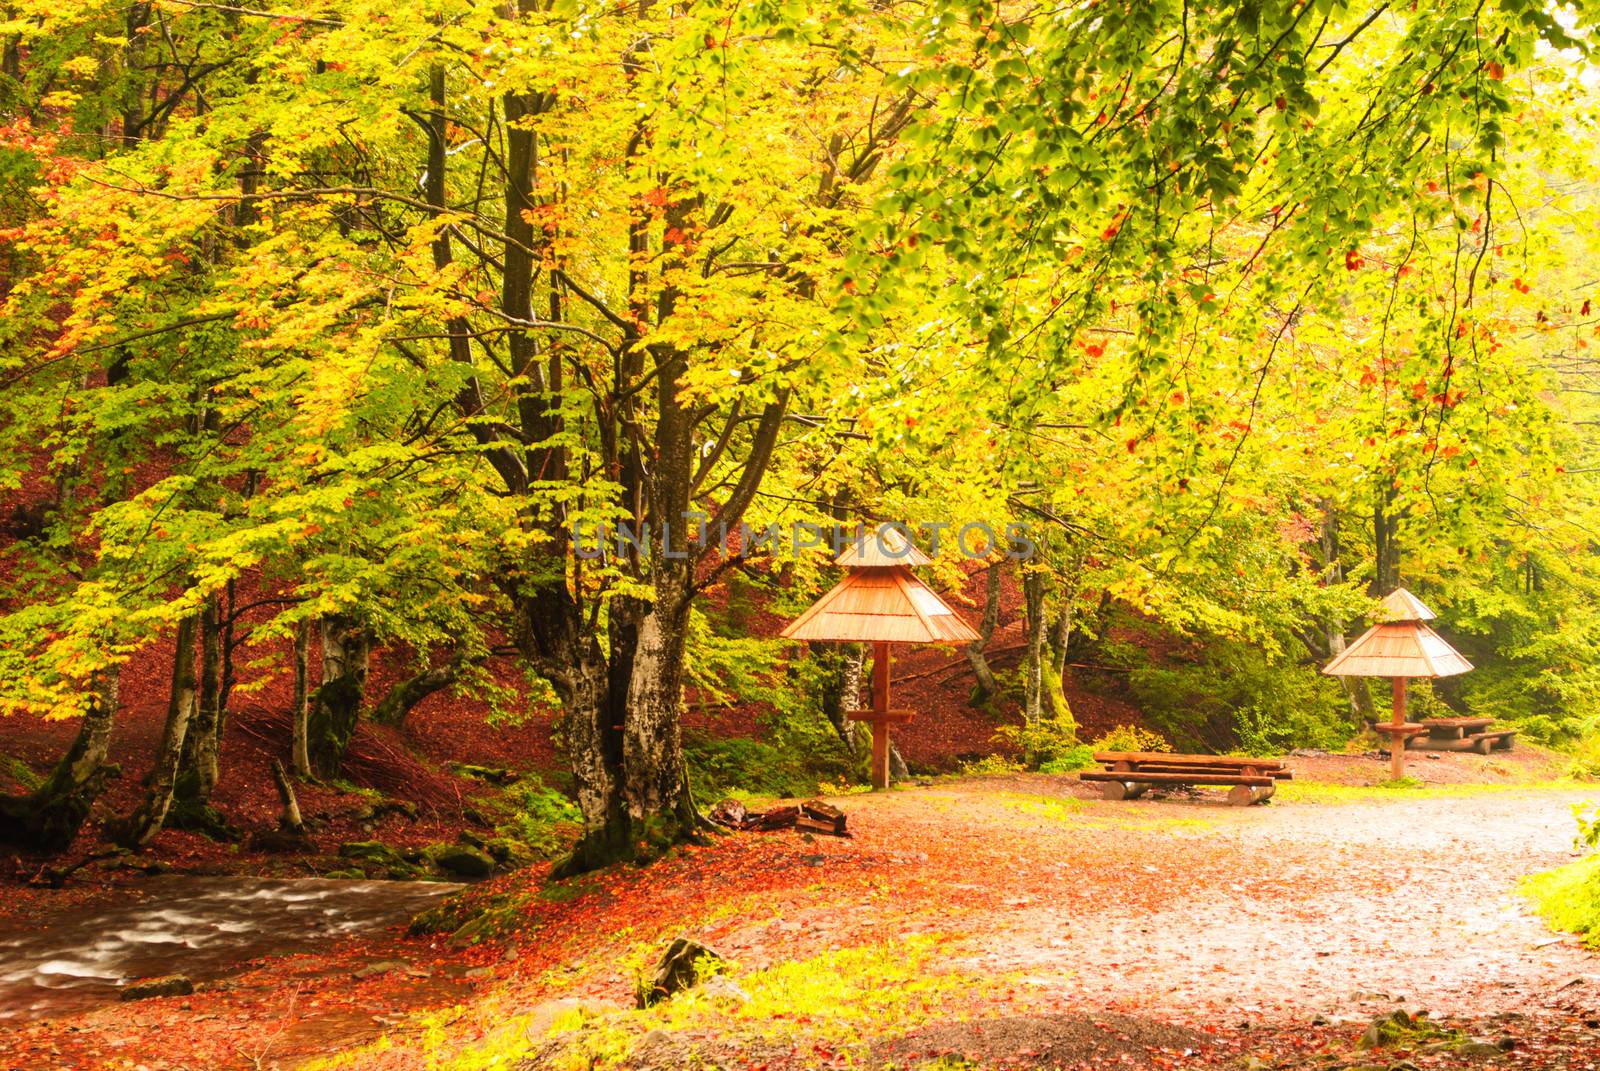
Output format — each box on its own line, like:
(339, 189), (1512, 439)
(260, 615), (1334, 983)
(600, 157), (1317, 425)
(1523, 803), (1600, 949)
(1523, 853), (1600, 948)
(994, 709), (1081, 768)
(1126, 639), (1351, 754)
(1039, 744), (1097, 773)
(1090, 724), (1172, 754)
(685, 734), (842, 801)
(492, 777), (582, 857)
(1568, 740), (1600, 781)
(957, 754), (1023, 776)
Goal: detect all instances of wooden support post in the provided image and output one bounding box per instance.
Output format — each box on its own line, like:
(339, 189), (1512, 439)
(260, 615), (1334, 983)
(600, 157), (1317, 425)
(871, 641), (891, 790)
(1391, 677), (1407, 782)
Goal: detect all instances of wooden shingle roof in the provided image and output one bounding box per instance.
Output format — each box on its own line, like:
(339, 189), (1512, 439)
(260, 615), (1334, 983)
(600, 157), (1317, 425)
(1323, 621), (1473, 679)
(780, 566), (981, 644)
(1379, 587), (1436, 622)
(833, 525), (933, 567)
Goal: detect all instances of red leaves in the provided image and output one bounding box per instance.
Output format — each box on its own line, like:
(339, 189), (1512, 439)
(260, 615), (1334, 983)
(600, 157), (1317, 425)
(1344, 249), (1363, 271)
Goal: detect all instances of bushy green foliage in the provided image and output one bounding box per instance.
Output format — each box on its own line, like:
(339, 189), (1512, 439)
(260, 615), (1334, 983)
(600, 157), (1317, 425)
(492, 778), (582, 857)
(1570, 742), (1600, 782)
(1089, 724), (1173, 754)
(1039, 745), (1098, 774)
(683, 606), (854, 800)
(994, 709), (1083, 769)
(1125, 637), (1351, 755)
(1447, 554), (1600, 746)
(1523, 820), (1600, 950)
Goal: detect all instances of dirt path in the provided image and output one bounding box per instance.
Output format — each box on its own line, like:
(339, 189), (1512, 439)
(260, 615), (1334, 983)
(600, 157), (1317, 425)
(5, 775), (1598, 1070)
(868, 779), (1597, 1022)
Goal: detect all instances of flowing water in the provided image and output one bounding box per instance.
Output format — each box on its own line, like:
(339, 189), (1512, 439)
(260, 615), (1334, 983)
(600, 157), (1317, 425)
(0, 876), (459, 1021)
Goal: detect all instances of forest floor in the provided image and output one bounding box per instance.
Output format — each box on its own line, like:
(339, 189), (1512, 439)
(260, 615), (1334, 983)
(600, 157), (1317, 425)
(2, 761), (1597, 1071)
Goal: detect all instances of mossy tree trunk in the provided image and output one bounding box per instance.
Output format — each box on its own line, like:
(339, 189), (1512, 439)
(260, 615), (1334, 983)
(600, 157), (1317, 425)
(290, 619), (313, 777)
(965, 560), (1003, 703)
(1021, 567), (1048, 769)
(0, 668), (120, 854)
(370, 661), (460, 728)
(107, 614), (199, 848)
(307, 615), (370, 779)
(1318, 503), (1374, 722)
(170, 594), (232, 836)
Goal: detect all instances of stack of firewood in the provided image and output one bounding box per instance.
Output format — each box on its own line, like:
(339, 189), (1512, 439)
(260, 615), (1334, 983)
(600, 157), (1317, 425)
(706, 797), (849, 837)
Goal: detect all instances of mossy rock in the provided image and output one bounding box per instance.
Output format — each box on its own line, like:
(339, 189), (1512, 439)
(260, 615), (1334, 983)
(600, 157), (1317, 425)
(432, 843), (495, 879)
(337, 840), (422, 878)
(324, 867), (368, 880)
(409, 887), (533, 941)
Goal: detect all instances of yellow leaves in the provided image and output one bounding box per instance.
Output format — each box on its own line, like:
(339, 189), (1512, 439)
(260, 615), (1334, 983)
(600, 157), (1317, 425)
(61, 55), (100, 78)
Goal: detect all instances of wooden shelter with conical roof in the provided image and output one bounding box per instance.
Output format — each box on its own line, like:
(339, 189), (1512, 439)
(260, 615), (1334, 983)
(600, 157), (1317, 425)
(1324, 587), (1473, 780)
(781, 526), (980, 788)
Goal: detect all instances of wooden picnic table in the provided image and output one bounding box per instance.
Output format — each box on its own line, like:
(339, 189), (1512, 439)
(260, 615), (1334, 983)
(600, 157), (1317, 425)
(1402, 717), (1516, 754)
(1080, 752), (1294, 806)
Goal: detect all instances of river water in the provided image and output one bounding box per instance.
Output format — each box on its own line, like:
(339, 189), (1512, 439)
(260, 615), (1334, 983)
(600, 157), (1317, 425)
(0, 876), (459, 1022)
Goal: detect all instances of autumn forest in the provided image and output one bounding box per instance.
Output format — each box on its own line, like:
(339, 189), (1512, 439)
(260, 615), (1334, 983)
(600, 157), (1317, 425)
(3, 1), (1600, 1069)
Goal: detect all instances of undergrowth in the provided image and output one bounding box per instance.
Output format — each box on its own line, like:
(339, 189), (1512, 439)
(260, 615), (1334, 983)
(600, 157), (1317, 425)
(1522, 802), (1600, 948)
(1523, 854), (1600, 948)
(536, 937), (981, 1070)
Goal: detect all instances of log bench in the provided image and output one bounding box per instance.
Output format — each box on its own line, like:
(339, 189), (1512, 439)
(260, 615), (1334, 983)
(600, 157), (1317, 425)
(1080, 752), (1294, 806)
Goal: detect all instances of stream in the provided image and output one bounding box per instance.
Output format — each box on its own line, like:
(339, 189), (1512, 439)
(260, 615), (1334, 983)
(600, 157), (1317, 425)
(0, 876), (459, 1022)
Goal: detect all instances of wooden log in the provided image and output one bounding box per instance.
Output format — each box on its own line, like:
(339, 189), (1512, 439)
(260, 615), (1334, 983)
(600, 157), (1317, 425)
(1100, 761), (1295, 780)
(1100, 781), (1149, 801)
(1420, 717), (1494, 730)
(799, 799), (847, 836)
(1093, 751), (1287, 769)
(1227, 784), (1265, 807)
(749, 805), (799, 831)
(795, 815), (849, 837)
(1079, 771), (1275, 787)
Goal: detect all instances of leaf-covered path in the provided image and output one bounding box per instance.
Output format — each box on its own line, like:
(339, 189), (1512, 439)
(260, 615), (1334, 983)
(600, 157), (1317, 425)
(4, 776), (1598, 1070)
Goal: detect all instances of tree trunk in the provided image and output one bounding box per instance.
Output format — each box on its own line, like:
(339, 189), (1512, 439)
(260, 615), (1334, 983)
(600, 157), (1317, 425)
(171, 595), (228, 834)
(270, 758), (304, 835)
(1320, 503), (1375, 721)
(1021, 568), (1048, 769)
(622, 596), (699, 848)
(965, 561), (1003, 703)
(1372, 486), (1402, 595)
(840, 643), (867, 754)
(290, 619), (312, 777)
(550, 641), (630, 877)
(889, 742), (911, 781)
(0, 668), (120, 854)
(814, 642), (852, 751)
(107, 614), (199, 847)
(370, 662), (459, 728)
(306, 615), (370, 779)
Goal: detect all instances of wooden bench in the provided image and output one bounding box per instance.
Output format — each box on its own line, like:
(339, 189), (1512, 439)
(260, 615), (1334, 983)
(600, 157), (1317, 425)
(1080, 752), (1294, 807)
